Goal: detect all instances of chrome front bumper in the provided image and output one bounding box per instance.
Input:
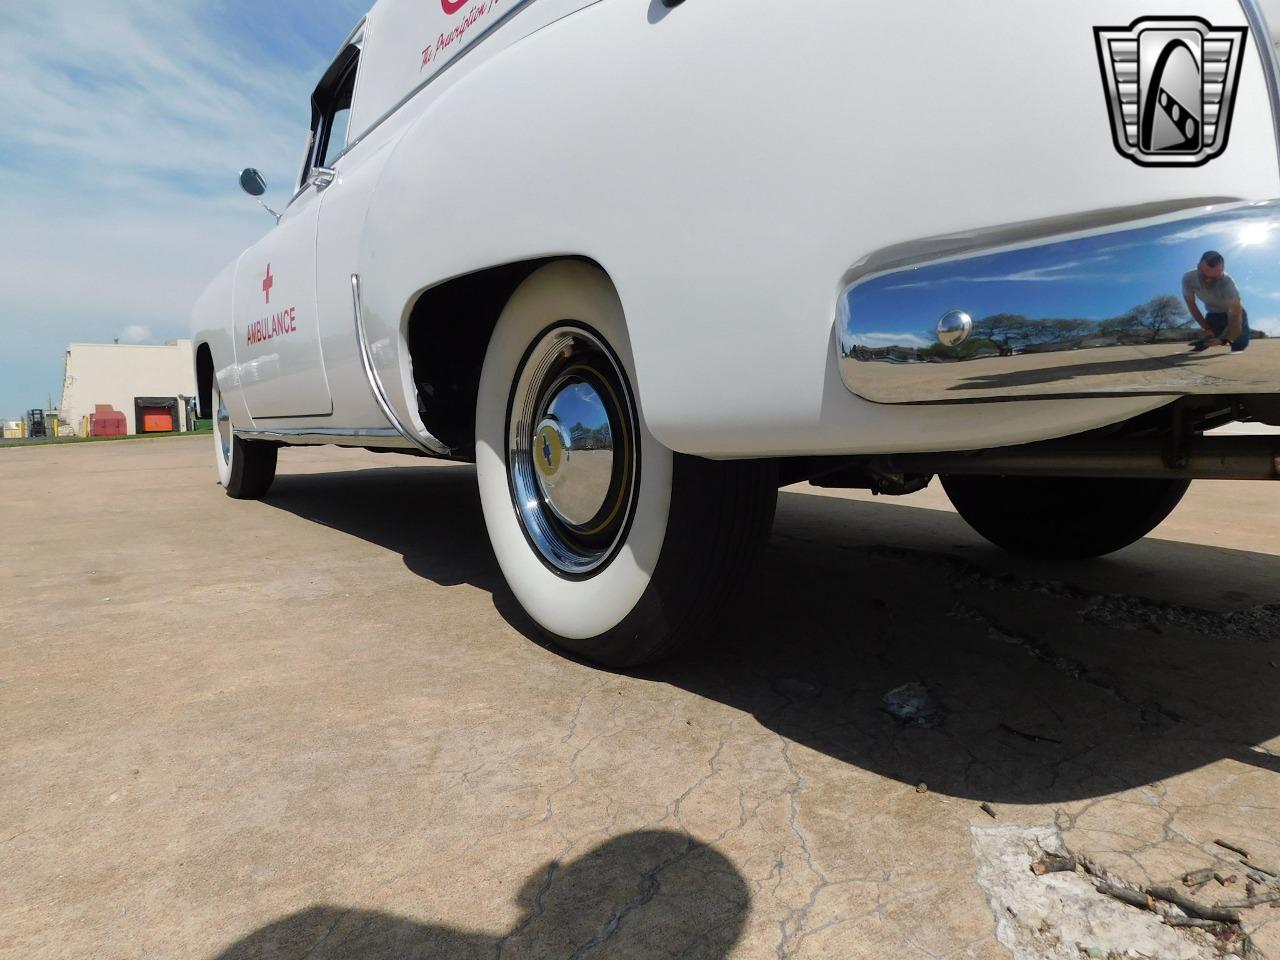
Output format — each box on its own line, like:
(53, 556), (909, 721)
(837, 200), (1280, 404)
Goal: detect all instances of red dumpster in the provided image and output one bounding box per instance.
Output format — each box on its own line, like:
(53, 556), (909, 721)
(90, 405), (127, 437)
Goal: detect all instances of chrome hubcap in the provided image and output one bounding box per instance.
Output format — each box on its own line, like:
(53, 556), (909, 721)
(509, 327), (638, 576)
(533, 377), (616, 526)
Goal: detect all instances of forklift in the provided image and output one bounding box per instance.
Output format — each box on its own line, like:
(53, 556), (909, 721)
(27, 409), (47, 439)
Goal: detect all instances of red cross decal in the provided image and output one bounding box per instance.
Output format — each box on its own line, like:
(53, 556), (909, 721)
(262, 264), (274, 304)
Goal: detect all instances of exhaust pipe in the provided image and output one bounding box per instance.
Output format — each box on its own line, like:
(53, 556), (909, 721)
(884, 435), (1280, 481)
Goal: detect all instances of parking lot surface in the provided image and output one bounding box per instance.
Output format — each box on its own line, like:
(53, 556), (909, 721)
(3, 437), (1279, 959)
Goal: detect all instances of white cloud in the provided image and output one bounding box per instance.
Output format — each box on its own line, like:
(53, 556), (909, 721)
(969, 260), (1094, 283)
(1155, 217), (1280, 251)
(885, 254), (1126, 291)
(121, 325), (153, 343)
(1249, 315), (1280, 336)
(0, 0), (364, 417)
(0, 0), (319, 194)
(855, 332), (933, 349)
(1155, 222), (1227, 245)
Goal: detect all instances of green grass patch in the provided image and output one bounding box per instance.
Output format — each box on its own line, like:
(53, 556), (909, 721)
(0, 428), (212, 449)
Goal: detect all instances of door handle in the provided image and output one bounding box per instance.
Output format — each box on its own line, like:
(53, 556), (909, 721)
(312, 167), (336, 190)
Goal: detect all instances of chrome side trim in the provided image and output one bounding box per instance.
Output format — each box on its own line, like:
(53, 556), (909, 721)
(837, 199), (1280, 404)
(1240, 0), (1280, 175)
(351, 274), (452, 456)
(237, 427), (413, 447)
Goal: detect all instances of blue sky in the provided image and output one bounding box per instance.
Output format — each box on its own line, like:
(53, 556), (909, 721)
(0, 0), (368, 419)
(849, 207), (1280, 349)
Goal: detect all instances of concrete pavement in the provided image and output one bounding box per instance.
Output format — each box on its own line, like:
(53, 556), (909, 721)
(2, 436), (1278, 959)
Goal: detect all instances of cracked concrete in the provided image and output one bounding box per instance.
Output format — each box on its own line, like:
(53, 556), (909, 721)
(1, 437), (1277, 959)
(970, 825), (1215, 960)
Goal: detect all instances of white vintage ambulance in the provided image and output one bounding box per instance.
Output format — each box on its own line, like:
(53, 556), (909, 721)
(195, 0), (1280, 665)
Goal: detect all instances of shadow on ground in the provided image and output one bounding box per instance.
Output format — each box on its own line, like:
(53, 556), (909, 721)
(210, 829), (748, 959)
(266, 465), (1280, 805)
(947, 345), (1240, 391)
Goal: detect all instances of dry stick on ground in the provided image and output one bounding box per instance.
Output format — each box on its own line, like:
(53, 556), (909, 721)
(1183, 868), (1215, 887)
(1215, 838), (1251, 859)
(1147, 886), (1243, 924)
(1218, 892), (1280, 909)
(1164, 917), (1229, 930)
(1031, 854), (1077, 876)
(1151, 900), (1187, 922)
(998, 723), (1064, 745)
(1075, 854), (1112, 882)
(1098, 883), (1156, 912)
(1071, 854), (1243, 925)
(1241, 858), (1280, 879)
(1075, 853), (1142, 892)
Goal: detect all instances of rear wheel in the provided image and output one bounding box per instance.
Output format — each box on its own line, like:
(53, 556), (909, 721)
(941, 474), (1191, 559)
(212, 378), (277, 500)
(475, 262), (776, 667)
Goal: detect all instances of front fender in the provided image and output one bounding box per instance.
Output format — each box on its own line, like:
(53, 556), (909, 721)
(191, 257), (250, 429)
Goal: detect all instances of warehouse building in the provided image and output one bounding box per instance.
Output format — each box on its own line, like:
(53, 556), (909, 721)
(60, 340), (197, 437)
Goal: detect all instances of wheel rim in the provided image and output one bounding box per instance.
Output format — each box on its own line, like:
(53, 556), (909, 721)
(508, 325), (639, 576)
(215, 389), (231, 463)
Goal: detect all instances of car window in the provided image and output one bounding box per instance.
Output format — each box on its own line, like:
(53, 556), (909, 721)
(317, 62), (357, 168)
(304, 25), (364, 182)
(314, 52), (360, 170)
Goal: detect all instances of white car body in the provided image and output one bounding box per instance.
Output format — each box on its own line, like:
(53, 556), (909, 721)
(194, 0), (1280, 664)
(193, 0), (1280, 462)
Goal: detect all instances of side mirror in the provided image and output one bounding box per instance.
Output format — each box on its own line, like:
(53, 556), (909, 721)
(239, 168), (268, 197)
(239, 168), (280, 223)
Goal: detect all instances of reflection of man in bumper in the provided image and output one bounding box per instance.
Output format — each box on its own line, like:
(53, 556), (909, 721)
(1182, 250), (1250, 352)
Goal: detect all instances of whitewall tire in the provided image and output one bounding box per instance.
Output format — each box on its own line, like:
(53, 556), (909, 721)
(213, 379), (234, 488)
(212, 377), (277, 500)
(475, 262), (776, 666)
(942, 474), (1191, 560)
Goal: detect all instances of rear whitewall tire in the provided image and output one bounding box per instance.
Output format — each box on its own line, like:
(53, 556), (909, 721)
(477, 262), (779, 667)
(941, 474), (1191, 560)
(476, 263), (674, 645)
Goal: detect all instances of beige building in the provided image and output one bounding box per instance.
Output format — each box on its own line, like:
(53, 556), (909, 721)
(60, 341), (197, 437)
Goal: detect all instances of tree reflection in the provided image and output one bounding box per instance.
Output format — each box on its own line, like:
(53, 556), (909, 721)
(1098, 295), (1192, 345)
(850, 293), (1265, 363)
